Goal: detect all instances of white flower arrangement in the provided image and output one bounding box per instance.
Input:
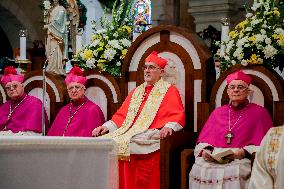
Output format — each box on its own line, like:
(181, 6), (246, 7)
(73, 0), (134, 77)
(217, 0), (284, 71)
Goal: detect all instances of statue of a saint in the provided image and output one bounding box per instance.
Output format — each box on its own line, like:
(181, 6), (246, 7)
(44, 0), (68, 75)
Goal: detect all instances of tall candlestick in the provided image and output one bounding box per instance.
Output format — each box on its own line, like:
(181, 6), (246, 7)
(19, 30), (27, 60)
(220, 18), (230, 56)
(76, 28), (83, 54)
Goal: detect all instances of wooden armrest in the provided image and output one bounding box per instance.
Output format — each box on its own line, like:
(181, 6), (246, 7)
(160, 132), (197, 189)
(181, 149), (195, 189)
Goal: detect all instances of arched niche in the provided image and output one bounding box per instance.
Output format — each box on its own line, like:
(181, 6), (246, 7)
(209, 65), (284, 126)
(23, 71), (67, 123)
(122, 25), (213, 131)
(85, 70), (122, 120)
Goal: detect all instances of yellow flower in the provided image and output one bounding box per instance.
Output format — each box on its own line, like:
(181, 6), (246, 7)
(235, 20), (247, 30)
(98, 59), (107, 63)
(120, 25), (132, 34)
(122, 49), (127, 56)
(97, 47), (103, 52)
(99, 42), (104, 47)
(229, 31), (238, 39)
(248, 36), (256, 44)
(84, 50), (93, 60)
(97, 62), (105, 70)
(247, 54), (260, 64)
(273, 10), (280, 17)
(278, 35), (284, 46)
(120, 49), (128, 59)
(91, 34), (101, 41)
(272, 34), (280, 39)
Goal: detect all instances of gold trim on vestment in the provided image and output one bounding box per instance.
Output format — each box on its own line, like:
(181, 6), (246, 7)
(267, 127), (283, 178)
(100, 79), (171, 160)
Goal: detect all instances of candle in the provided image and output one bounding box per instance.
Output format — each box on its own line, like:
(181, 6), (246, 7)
(19, 30), (27, 60)
(220, 18), (230, 56)
(76, 28), (83, 53)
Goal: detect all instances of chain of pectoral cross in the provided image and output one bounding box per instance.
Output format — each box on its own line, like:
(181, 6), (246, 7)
(63, 100), (86, 136)
(225, 107), (244, 144)
(3, 95), (28, 130)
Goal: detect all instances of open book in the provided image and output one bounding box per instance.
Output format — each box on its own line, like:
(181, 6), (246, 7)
(204, 149), (234, 164)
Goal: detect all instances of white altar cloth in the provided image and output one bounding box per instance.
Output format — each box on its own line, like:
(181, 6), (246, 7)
(0, 136), (118, 189)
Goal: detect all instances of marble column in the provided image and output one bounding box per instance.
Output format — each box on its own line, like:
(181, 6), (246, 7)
(188, 0), (246, 32)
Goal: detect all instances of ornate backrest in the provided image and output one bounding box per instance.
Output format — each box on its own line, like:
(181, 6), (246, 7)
(84, 70), (122, 120)
(122, 25), (213, 132)
(0, 84), (5, 105)
(197, 65), (284, 131)
(23, 71), (67, 123)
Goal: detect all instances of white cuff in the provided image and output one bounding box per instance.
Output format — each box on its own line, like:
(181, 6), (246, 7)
(243, 145), (259, 154)
(14, 131), (42, 136)
(0, 130), (14, 136)
(164, 122), (183, 132)
(103, 120), (118, 133)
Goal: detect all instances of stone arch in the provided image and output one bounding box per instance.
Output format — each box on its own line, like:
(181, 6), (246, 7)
(210, 65), (284, 120)
(85, 70), (122, 120)
(0, 0), (43, 48)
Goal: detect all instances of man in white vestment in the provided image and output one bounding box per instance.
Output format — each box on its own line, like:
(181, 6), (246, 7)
(249, 126), (284, 189)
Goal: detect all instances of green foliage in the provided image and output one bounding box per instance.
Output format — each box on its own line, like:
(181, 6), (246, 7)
(73, 0), (134, 77)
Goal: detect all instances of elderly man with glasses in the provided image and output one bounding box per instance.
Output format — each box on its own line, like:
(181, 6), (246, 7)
(0, 66), (48, 136)
(189, 70), (273, 189)
(92, 51), (185, 189)
(47, 66), (105, 137)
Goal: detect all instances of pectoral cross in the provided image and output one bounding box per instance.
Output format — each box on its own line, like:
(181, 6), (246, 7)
(225, 131), (234, 144)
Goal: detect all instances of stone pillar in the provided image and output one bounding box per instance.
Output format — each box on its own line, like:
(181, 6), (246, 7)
(188, 0), (246, 32)
(152, 0), (195, 32)
(180, 0), (195, 31)
(152, 0), (165, 27)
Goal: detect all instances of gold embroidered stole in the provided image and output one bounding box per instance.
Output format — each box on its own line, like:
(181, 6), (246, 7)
(101, 79), (171, 160)
(267, 127), (284, 178)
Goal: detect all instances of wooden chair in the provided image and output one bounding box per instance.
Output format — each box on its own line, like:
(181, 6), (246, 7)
(123, 25), (213, 189)
(180, 65), (284, 189)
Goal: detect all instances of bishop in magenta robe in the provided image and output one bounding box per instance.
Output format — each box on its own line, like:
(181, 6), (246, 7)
(48, 66), (105, 137)
(189, 70), (273, 189)
(0, 66), (48, 136)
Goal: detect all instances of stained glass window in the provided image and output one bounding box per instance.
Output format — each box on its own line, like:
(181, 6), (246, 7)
(132, 0), (152, 34)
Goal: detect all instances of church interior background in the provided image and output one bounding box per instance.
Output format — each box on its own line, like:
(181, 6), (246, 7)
(0, 0), (249, 67)
(0, 0), (284, 189)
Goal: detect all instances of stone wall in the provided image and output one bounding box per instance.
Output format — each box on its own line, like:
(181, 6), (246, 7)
(0, 0), (44, 49)
(188, 0), (248, 32)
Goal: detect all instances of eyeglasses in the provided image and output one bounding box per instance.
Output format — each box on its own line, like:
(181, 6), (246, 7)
(5, 84), (20, 91)
(67, 85), (84, 91)
(141, 65), (161, 71)
(227, 85), (248, 91)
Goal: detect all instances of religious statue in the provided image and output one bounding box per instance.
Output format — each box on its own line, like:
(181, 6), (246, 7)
(44, 0), (68, 75)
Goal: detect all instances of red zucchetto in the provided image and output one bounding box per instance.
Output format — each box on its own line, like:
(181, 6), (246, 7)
(65, 66), (87, 85)
(145, 51), (168, 69)
(226, 70), (252, 85)
(1, 66), (24, 86)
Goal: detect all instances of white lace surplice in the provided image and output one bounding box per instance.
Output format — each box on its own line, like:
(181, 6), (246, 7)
(189, 143), (256, 189)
